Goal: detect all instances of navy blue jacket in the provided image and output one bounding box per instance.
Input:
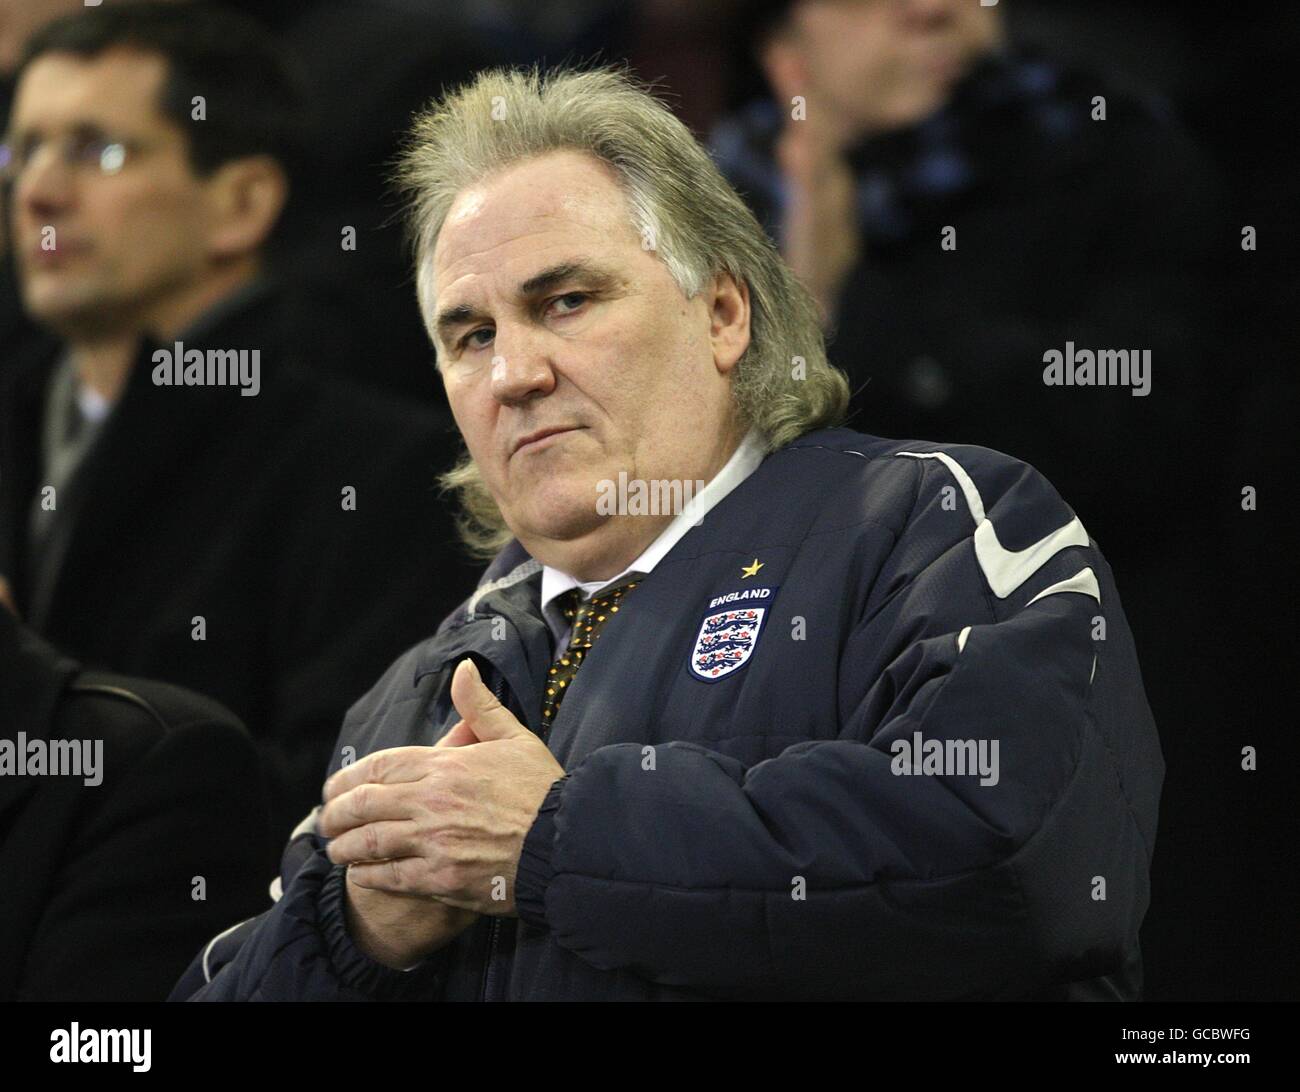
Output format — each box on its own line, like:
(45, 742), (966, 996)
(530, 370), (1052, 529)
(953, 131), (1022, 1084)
(173, 427), (1163, 1001)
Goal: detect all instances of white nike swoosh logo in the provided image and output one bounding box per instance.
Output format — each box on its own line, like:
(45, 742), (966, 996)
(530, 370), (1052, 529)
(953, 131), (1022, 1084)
(897, 450), (1091, 599)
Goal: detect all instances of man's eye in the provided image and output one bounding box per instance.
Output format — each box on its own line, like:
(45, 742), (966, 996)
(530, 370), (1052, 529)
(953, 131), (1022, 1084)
(72, 137), (113, 165)
(462, 327), (494, 350)
(6, 136), (39, 169)
(550, 292), (589, 315)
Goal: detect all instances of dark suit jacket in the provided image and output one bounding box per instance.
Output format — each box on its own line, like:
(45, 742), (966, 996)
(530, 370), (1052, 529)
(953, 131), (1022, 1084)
(0, 608), (271, 1001)
(0, 284), (480, 862)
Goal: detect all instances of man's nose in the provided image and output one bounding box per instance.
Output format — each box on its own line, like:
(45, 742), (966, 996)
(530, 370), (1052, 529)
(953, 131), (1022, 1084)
(488, 333), (557, 404)
(16, 148), (78, 221)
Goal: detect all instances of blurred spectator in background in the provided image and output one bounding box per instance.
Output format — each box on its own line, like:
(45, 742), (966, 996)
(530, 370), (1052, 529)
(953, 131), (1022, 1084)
(3, 0), (504, 401)
(1, 1), (91, 350)
(0, 596), (270, 1001)
(0, 2), (479, 864)
(711, 0), (1224, 566)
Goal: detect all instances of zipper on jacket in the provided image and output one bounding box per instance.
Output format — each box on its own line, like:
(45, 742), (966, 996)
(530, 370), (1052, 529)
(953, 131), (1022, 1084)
(478, 664), (508, 1002)
(479, 916), (502, 1003)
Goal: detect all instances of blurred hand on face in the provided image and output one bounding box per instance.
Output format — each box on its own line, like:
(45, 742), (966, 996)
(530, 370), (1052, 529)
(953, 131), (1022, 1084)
(774, 111), (860, 326)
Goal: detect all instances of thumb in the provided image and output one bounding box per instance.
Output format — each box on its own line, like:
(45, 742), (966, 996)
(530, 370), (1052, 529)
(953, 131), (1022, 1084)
(449, 657), (526, 742)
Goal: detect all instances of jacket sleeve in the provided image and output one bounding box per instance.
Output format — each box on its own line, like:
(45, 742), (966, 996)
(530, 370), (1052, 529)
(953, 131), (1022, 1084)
(513, 448), (1164, 1000)
(171, 814), (452, 1002)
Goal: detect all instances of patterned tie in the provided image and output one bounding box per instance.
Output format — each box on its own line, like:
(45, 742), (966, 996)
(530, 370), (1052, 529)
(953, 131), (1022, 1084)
(541, 579), (639, 728)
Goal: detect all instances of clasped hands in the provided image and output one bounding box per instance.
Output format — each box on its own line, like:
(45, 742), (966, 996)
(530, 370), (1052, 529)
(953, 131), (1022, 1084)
(319, 658), (565, 968)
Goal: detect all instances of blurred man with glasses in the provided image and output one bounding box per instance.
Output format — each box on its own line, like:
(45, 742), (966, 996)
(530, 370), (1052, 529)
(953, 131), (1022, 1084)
(0, 2), (478, 865)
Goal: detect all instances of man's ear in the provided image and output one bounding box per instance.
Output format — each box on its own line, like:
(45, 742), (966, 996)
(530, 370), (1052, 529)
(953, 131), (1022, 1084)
(204, 155), (288, 260)
(709, 271), (751, 376)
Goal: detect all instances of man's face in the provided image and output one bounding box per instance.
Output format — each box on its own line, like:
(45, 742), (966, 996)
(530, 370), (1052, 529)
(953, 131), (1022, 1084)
(771, 0), (1002, 140)
(429, 149), (746, 559)
(6, 48), (212, 334)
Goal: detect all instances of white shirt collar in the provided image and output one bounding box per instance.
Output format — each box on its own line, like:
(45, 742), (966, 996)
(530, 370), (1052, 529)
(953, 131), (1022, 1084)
(539, 426), (766, 645)
(75, 379), (113, 426)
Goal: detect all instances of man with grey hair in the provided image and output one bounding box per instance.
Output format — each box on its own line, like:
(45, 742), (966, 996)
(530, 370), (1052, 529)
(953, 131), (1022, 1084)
(176, 65), (1162, 1002)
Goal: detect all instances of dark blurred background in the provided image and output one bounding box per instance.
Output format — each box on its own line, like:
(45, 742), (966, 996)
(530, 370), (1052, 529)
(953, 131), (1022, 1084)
(1, 0), (1294, 1000)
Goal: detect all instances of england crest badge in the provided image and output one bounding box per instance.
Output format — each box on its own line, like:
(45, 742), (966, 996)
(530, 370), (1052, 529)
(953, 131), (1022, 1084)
(690, 586), (777, 682)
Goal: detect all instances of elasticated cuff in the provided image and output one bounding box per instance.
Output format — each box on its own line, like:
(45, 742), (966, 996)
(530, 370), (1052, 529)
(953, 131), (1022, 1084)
(514, 776), (568, 930)
(318, 863), (451, 999)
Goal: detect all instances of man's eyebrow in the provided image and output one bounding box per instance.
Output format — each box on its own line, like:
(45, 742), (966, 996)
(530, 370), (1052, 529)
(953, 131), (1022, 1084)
(433, 302), (486, 347)
(518, 260), (620, 298)
(433, 260), (621, 347)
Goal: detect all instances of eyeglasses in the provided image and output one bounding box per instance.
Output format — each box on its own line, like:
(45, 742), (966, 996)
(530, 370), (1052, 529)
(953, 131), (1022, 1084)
(0, 130), (154, 183)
